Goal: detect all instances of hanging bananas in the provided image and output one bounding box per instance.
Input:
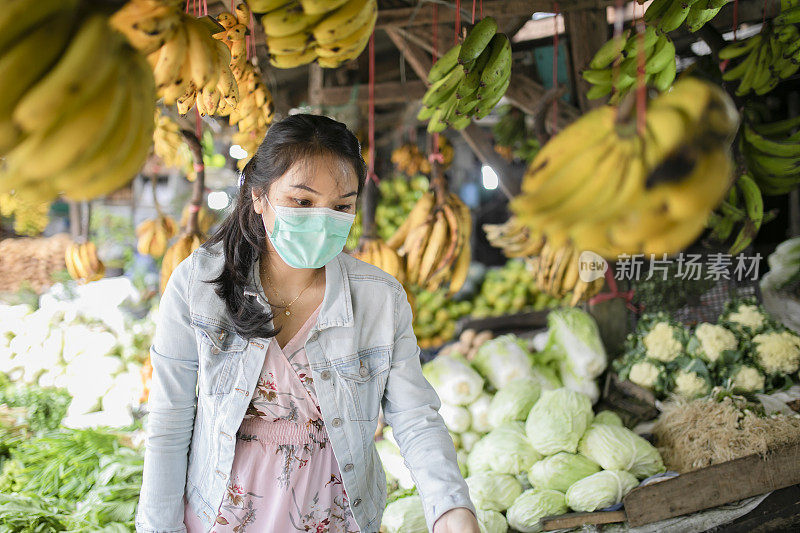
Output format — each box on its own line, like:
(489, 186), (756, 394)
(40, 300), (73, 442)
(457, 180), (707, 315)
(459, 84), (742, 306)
(641, 0), (728, 33)
(0, 191), (50, 236)
(418, 17), (512, 133)
(0, 7), (157, 202)
(740, 113), (800, 196)
(65, 241), (105, 283)
(180, 204), (216, 235)
(483, 217), (545, 258)
(583, 27), (677, 103)
(390, 137), (453, 176)
(706, 173), (766, 255)
(136, 215), (178, 258)
(250, 0), (378, 69)
(511, 77), (739, 260)
(352, 236), (404, 282)
(389, 189), (472, 295)
(524, 241), (605, 307)
(153, 109), (192, 170)
(214, 6), (275, 168)
(160, 231), (203, 293)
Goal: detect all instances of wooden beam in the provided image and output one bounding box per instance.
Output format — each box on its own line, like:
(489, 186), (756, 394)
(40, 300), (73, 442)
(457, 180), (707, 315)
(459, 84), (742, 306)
(385, 27), (432, 80)
(376, 0), (617, 29)
(319, 80), (427, 106)
(564, 8), (609, 111)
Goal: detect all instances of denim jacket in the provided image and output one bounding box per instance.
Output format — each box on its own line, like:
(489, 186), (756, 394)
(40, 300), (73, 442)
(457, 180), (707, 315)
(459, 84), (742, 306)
(134, 240), (474, 533)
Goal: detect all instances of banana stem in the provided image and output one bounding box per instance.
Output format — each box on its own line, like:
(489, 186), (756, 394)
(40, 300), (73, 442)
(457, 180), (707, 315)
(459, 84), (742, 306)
(82, 201), (91, 244)
(361, 176), (378, 239)
(151, 174), (164, 219)
(181, 129), (205, 236)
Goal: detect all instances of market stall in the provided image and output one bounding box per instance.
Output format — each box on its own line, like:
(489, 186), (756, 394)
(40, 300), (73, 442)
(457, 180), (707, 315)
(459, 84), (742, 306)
(1, 0), (800, 531)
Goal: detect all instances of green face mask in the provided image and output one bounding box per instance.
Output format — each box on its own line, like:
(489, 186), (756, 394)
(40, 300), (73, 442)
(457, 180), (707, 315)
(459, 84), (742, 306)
(264, 197), (355, 269)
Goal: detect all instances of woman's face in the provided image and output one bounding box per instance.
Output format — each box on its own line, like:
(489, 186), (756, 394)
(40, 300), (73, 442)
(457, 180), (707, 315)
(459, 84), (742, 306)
(252, 153), (359, 235)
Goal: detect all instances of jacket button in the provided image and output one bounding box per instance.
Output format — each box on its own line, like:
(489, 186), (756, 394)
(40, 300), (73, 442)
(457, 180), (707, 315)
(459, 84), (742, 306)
(352, 498), (361, 507)
(218, 332), (226, 341)
(343, 463), (354, 472)
(359, 365), (369, 377)
(331, 417), (342, 428)
(321, 370), (331, 380)
(310, 332), (318, 341)
(211, 347), (220, 355)
(216, 469), (227, 480)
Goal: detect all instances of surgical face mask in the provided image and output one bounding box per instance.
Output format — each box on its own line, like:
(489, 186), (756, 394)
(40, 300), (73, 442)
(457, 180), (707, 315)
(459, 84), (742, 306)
(262, 196), (355, 269)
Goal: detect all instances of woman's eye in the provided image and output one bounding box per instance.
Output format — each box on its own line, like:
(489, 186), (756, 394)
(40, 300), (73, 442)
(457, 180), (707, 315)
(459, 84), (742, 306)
(336, 204), (354, 211)
(293, 198), (312, 207)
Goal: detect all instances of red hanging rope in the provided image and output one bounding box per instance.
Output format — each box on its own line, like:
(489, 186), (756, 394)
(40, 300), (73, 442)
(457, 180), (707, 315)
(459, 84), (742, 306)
(588, 268), (638, 312)
(733, 0), (739, 41)
(430, 3), (443, 164)
(368, 31), (379, 184)
(480, 0), (483, 18)
(455, 0), (462, 43)
(472, 0), (476, 24)
(551, 3), (559, 132)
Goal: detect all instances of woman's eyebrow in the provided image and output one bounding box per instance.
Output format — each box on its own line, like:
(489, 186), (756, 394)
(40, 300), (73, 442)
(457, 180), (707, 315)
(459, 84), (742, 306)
(340, 191), (357, 198)
(291, 184), (319, 194)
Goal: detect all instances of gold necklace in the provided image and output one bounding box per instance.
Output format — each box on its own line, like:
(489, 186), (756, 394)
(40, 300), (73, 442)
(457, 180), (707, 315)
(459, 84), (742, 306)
(260, 260), (319, 317)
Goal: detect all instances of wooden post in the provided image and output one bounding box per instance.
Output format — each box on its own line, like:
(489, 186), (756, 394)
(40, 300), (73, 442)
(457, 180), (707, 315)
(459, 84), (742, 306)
(564, 7), (609, 112)
(308, 63), (324, 113)
(180, 130), (205, 236)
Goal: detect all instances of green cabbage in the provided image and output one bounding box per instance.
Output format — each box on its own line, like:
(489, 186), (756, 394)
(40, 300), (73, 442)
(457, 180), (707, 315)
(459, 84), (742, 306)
(578, 424), (665, 479)
(527, 452), (601, 492)
(473, 335), (535, 389)
(506, 489), (568, 533)
(460, 431), (481, 453)
(381, 495), (427, 533)
(467, 437), (494, 474)
(376, 439), (415, 489)
(546, 308), (607, 379)
(466, 473), (523, 511)
(478, 422), (542, 475)
(476, 509), (508, 533)
(525, 388), (594, 455)
(468, 392), (493, 433)
(440, 402), (472, 433)
(487, 377), (541, 429)
(565, 470), (638, 512)
(422, 355), (484, 406)
(592, 411), (623, 427)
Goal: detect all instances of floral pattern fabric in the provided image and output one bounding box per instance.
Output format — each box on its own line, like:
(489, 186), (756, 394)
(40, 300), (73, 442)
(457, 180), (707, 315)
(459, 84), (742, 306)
(184, 303), (359, 533)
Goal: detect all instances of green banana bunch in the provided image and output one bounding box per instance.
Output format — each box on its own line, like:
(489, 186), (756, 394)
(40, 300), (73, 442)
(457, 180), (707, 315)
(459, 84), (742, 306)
(583, 27), (676, 103)
(644, 0), (727, 33)
(740, 112), (800, 196)
(418, 17), (511, 133)
(719, 21), (800, 96)
(706, 173), (768, 255)
(492, 104), (527, 151)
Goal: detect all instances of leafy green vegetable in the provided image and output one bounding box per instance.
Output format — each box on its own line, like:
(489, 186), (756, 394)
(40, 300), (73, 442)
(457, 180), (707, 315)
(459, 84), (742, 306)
(465, 473), (523, 511)
(381, 495), (427, 533)
(545, 308), (607, 380)
(565, 470), (638, 512)
(592, 411), (623, 427)
(578, 424), (665, 479)
(472, 422), (542, 476)
(505, 488), (568, 533)
(487, 377), (541, 429)
(526, 452), (601, 493)
(476, 509), (508, 533)
(422, 355), (484, 406)
(0, 375), (71, 433)
(525, 388), (594, 455)
(467, 393), (493, 433)
(472, 335), (535, 390)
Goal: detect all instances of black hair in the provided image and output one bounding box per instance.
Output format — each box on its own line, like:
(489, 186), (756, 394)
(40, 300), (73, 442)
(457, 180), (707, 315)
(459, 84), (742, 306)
(203, 114), (367, 340)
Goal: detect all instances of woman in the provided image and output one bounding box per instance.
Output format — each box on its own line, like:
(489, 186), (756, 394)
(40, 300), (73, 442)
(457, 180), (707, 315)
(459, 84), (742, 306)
(135, 114), (479, 533)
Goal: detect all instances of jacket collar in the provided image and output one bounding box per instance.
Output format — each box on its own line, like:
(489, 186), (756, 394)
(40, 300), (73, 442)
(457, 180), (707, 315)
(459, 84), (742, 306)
(244, 252), (354, 331)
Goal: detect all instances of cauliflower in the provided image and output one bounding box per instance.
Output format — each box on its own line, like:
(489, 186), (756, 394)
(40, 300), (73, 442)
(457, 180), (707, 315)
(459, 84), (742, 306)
(629, 361), (661, 389)
(731, 366), (765, 393)
(752, 331), (800, 374)
(673, 370), (709, 398)
(692, 323), (737, 363)
(643, 322), (684, 362)
(724, 303), (767, 334)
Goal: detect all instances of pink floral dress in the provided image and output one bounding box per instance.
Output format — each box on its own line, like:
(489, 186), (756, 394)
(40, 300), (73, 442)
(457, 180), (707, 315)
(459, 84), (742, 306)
(184, 303), (360, 533)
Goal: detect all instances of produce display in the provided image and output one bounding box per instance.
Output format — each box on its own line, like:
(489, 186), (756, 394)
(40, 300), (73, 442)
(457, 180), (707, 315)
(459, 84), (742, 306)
(152, 109), (192, 172)
(0, 5), (157, 202)
(64, 241), (105, 283)
(492, 105), (540, 163)
(511, 77), (738, 259)
(761, 237), (800, 294)
(615, 299), (800, 399)
(411, 288), (472, 349)
(180, 204), (216, 235)
(643, 0), (727, 33)
(352, 236), (403, 282)
(252, 0), (378, 69)
(583, 27), (676, 102)
(740, 111), (800, 196)
(0, 234), (71, 293)
(389, 186), (472, 295)
(469, 259), (564, 318)
(418, 17), (512, 132)
(705, 172), (765, 255)
(0, 191), (50, 236)
(136, 215), (178, 258)
(160, 231), (203, 292)
(215, 6), (275, 164)
(390, 137), (453, 176)
(719, 12), (800, 96)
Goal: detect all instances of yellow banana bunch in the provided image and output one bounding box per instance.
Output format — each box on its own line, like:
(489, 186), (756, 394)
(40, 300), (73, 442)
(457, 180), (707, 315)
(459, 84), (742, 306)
(483, 217), (545, 258)
(160, 231), (203, 293)
(511, 77), (739, 260)
(391, 144), (431, 176)
(391, 190), (472, 295)
(250, 0), (377, 69)
(214, 7), (275, 168)
(352, 236), (404, 282)
(136, 215), (178, 257)
(0, 191), (50, 236)
(524, 241), (604, 307)
(113, 0), (240, 110)
(153, 109), (192, 170)
(0, 7), (156, 202)
(180, 204), (216, 235)
(65, 241), (105, 283)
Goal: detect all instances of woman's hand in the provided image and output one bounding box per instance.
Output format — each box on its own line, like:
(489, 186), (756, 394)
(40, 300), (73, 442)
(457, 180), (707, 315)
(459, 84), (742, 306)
(432, 507), (481, 533)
